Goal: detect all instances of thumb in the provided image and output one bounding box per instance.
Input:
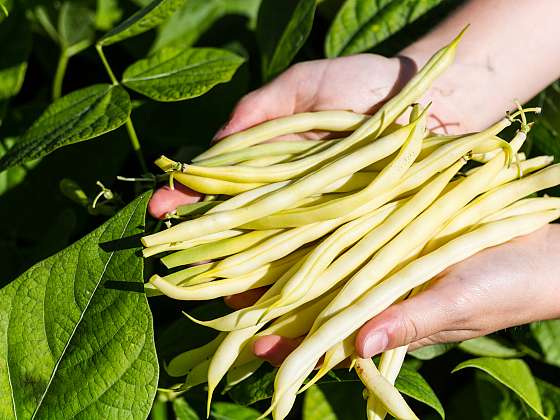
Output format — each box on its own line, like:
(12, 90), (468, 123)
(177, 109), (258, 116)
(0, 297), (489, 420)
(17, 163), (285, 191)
(355, 288), (452, 358)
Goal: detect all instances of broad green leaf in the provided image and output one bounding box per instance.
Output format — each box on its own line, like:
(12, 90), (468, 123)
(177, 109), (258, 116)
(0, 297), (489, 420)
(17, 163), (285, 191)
(211, 402), (265, 420)
(57, 2), (95, 55)
(452, 357), (545, 419)
(530, 319), (560, 368)
(409, 343), (455, 360)
(476, 373), (533, 420)
(325, 0), (443, 57)
(303, 385), (337, 420)
(152, 0), (261, 51)
(537, 379), (560, 420)
(0, 10), (32, 100)
(459, 336), (524, 358)
(98, 0), (187, 46)
(0, 193), (158, 419)
(228, 365), (276, 406)
(122, 47), (244, 102)
(96, 0), (123, 30)
(256, 0), (317, 81)
(0, 84), (131, 172)
(396, 363), (444, 419)
(173, 397), (200, 420)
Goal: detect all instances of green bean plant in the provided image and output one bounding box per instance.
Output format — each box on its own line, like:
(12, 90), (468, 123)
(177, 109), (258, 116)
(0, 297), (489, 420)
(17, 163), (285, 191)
(0, 0), (559, 419)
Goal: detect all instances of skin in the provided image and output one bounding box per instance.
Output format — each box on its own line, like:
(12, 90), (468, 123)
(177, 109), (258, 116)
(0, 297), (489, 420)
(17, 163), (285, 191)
(150, 0), (560, 363)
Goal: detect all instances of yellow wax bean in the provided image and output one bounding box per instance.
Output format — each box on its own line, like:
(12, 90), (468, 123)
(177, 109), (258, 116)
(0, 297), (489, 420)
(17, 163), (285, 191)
(161, 229), (282, 269)
(166, 333), (225, 377)
(271, 210), (559, 419)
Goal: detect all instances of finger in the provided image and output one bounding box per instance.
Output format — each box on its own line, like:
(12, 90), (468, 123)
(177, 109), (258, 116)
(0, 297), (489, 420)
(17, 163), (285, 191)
(148, 183), (203, 220)
(223, 286), (269, 309)
(252, 335), (304, 367)
(355, 286), (457, 358)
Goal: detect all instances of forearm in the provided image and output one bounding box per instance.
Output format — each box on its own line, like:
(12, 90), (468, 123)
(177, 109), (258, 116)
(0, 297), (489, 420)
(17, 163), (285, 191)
(401, 0), (560, 131)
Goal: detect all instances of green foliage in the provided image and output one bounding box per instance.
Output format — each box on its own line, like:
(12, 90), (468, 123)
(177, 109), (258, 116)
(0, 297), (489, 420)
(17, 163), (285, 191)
(0, 0), (559, 419)
(0, 193), (157, 419)
(256, 0), (317, 81)
(453, 357), (545, 419)
(99, 0), (187, 46)
(0, 84), (131, 171)
(123, 47), (245, 101)
(0, 10), (31, 100)
(325, 0), (443, 57)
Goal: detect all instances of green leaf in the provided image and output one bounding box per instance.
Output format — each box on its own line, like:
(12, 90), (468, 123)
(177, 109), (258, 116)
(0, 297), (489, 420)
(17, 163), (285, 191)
(57, 2), (96, 55)
(530, 319), (560, 368)
(152, 0), (261, 51)
(0, 84), (131, 172)
(532, 81), (560, 160)
(0, 193), (158, 419)
(256, 0), (317, 81)
(228, 364), (276, 406)
(98, 0), (187, 47)
(452, 357), (545, 419)
(122, 47), (244, 102)
(458, 336), (524, 358)
(173, 397), (201, 420)
(95, 0), (123, 31)
(325, 0), (443, 57)
(211, 402), (265, 420)
(303, 385), (338, 420)
(395, 363), (445, 419)
(409, 343), (455, 360)
(0, 138), (40, 196)
(0, 10), (32, 100)
(476, 373), (533, 420)
(537, 379), (560, 420)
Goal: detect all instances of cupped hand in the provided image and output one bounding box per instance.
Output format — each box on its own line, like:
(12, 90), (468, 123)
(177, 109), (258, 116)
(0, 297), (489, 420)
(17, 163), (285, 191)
(148, 53), (470, 218)
(238, 224), (560, 364)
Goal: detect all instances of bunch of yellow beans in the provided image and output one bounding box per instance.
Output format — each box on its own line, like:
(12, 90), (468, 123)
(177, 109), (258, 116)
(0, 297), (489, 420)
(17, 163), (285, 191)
(142, 29), (560, 420)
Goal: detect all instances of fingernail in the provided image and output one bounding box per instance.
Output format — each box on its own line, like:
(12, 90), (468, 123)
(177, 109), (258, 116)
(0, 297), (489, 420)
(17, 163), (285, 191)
(362, 330), (388, 357)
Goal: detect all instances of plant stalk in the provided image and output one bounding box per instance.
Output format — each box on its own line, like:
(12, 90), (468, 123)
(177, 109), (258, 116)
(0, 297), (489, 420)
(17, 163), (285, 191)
(126, 118), (148, 173)
(52, 51), (69, 100)
(95, 44), (118, 85)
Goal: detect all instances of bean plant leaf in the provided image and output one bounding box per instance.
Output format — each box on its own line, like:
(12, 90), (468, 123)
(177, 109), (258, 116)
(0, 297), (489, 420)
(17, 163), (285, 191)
(452, 357), (545, 419)
(530, 319), (560, 368)
(458, 335), (524, 358)
(152, 0), (261, 51)
(173, 397), (200, 420)
(409, 343), (455, 360)
(57, 1), (96, 56)
(0, 84), (131, 172)
(396, 363), (444, 419)
(0, 192), (158, 420)
(228, 365), (276, 406)
(537, 379), (560, 420)
(0, 10), (32, 100)
(303, 385), (337, 420)
(211, 402), (265, 420)
(98, 0), (187, 47)
(122, 47), (244, 102)
(325, 0), (443, 57)
(476, 374), (534, 420)
(95, 0), (123, 31)
(256, 0), (317, 81)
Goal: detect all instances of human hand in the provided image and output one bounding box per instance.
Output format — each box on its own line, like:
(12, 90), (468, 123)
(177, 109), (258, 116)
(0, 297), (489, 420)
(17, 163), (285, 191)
(148, 50), (487, 218)
(242, 224), (560, 365)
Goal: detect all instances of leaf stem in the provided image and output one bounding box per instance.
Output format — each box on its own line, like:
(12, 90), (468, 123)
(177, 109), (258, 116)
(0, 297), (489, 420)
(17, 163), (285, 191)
(95, 44), (118, 85)
(52, 51), (69, 100)
(125, 118), (148, 173)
